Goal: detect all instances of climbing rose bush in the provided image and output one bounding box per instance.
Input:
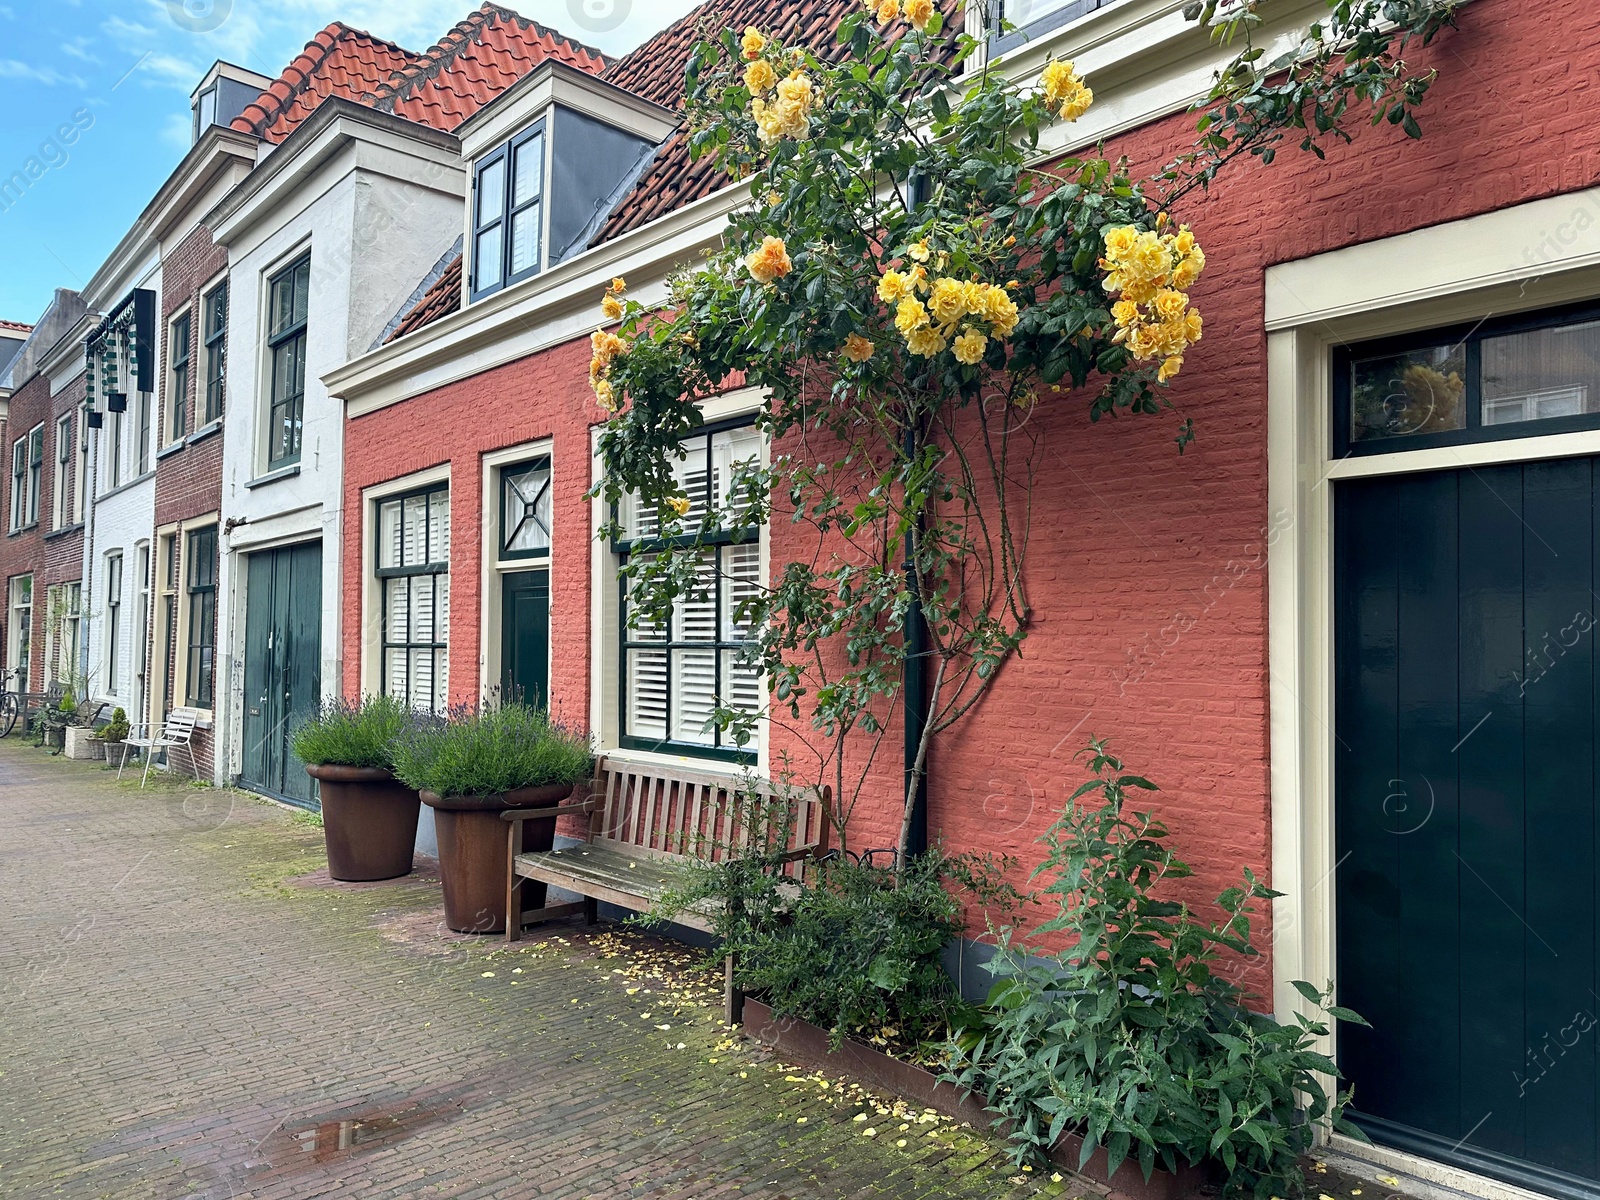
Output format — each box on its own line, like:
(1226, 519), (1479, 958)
(589, 0), (1458, 857)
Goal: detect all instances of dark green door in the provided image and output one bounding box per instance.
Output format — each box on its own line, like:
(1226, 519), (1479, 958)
(1336, 459), (1600, 1198)
(501, 569), (549, 708)
(241, 541), (322, 808)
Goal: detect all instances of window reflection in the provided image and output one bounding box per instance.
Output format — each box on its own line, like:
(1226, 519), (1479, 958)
(1482, 319), (1600, 427)
(1350, 344), (1467, 442)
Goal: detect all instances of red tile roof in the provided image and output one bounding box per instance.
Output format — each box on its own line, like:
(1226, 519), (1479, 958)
(0, 320), (33, 334)
(387, 253), (463, 342)
(232, 4), (607, 145)
(231, 23), (420, 143)
(374, 5), (607, 130)
(593, 0), (960, 243)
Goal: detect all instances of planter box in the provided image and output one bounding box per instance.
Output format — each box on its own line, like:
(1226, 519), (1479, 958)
(742, 1000), (1215, 1200)
(63, 727), (106, 761)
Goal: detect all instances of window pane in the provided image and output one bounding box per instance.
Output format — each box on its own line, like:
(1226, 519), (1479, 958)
(625, 567), (667, 642)
(626, 647), (667, 739)
(402, 494), (428, 567)
(1481, 319), (1600, 427)
(428, 491), (450, 562)
(712, 425), (762, 525)
(386, 577), (409, 644)
(721, 541), (760, 641)
(378, 499), (401, 569)
(670, 648), (717, 745)
(510, 205), (540, 277)
(721, 649), (762, 731)
(1350, 343), (1467, 442)
(293, 260), (310, 324)
(475, 227), (502, 291)
(502, 459), (551, 555)
(513, 133), (542, 207)
(477, 157), (505, 224)
(671, 550), (717, 644)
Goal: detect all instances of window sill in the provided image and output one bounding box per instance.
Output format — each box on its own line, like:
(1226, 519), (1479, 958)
(246, 462), (300, 489)
(7, 521), (39, 537)
(186, 419), (222, 446)
(98, 470), (155, 502)
(607, 742), (757, 772)
(44, 522), (84, 541)
(156, 440), (186, 461)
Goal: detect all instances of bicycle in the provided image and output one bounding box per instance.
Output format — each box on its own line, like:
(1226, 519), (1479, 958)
(0, 668), (21, 738)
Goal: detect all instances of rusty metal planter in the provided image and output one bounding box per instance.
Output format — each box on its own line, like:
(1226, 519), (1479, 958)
(420, 784), (575, 933)
(304, 764), (420, 882)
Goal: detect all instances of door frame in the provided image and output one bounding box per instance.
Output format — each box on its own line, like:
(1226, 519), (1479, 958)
(1266, 186), (1600, 1200)
(480, 439), (552, 705)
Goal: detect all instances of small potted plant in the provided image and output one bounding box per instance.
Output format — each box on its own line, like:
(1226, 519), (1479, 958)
(393, 703), (593, 933)
(291, 694), (420, 882)
(41, 690), (75, 751)
(95, 706), (131, 767)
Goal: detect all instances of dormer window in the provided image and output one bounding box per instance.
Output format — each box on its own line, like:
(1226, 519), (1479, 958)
(471, 122), (546, 301)
(990, 0), (1113, 55)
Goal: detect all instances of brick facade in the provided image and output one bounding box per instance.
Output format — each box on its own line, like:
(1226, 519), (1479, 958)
(1, 360), (86, 702)
(148, 222), (228, 778)
(340, 0), (1600, 981)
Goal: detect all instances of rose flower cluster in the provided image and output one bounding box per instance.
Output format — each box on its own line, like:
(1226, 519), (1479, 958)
(1100, 224), (1206, 383)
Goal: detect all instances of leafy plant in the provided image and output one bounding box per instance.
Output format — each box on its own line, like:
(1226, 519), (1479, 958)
(946, 741), (1368, 1197)
(391, 702), (593, 797)
(58, 689), (76, 714)
(591, 0), (1460, 864)
(290, 693), (410, 770)
(96, 707), (129, 742)
(649, 794), (1021, 1051)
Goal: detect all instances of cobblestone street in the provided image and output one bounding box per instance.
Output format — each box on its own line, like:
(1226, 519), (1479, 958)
(0, 741), (1062, 1200)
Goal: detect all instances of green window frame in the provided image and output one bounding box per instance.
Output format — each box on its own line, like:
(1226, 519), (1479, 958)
(202, 281), (227, 424)
(185, 526), (217, 707)
(266, 255), (310, 469)
(612, 418), (763, 763)
(469, 121), (545, 301)
(499, 455), (551, 560)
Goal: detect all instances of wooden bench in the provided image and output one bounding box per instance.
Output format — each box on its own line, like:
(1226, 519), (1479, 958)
(504, 755), (830, 1021)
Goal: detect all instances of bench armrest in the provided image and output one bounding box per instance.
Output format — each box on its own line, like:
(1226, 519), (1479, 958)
(500, 799), (598, 822)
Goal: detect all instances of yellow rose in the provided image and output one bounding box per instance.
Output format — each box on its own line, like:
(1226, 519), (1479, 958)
(1102, 226), (1139, 262)
(1153, 289), (1188, 321)
(877, 269), (908, 303)
(952, 329), (987, 364)
(1172, 227), (1196, 257)
(1111, 299), (1140, 328)
(1058, 83), (1092, 122)
(876, 0), (900, 22)
(593, 378), (616, 410)
(601, 293), (623, 320)
(905, 0), (935, 29)
(1184, 308), (1203, 342)
(908, 239), (931, 262)
(905, 326), (947, 357)
(982, 287), (1019, 337)
(928, 277), (968, 326)
(1039, 60), (1078, 105)
(610, 276), (627, 294)
(895, 296), (930, 335)
(746, 235), (792, 284)
(740, 27), (766, 61)
(667, 495), (692, 517)
(1172, 246), (1206, 290)
(1158, 355), (1184, 383)
(843, 333), (875, 363)
(905, 264), (929, 293)
(745, 59), (777, 95)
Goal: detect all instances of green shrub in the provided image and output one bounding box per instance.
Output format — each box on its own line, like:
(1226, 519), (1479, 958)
(58, 689), (76, 713)
(97, 707), (130, 742)
(391, 702), (592, 797)
(945, 740), (1366, 1197)
(650, 795), (1020, 1052)
(290, 694), (410, 769)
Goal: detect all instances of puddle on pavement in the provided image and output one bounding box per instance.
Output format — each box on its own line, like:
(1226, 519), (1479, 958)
(249, 1099), (460, 1172)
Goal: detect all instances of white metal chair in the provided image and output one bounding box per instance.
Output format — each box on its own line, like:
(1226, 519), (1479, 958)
(120, 708), (201, 787)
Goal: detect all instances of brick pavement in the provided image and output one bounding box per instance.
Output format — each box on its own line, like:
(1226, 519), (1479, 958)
(0, 741), (1073, 1200)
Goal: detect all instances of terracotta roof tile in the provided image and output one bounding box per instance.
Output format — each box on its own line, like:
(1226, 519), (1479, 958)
(0, 320), (33, 334)
(594, 0), (961, 244)
(387, 253), (463, 342)
(232, 5), (607, 146)
(230, 22), (420, 143)
(374, 4), (607, 132)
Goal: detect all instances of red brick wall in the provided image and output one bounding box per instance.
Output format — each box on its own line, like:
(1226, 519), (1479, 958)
(1, 363), (86, 696)
(341, 0), (1600, 985)
(149, 222), (227, 777)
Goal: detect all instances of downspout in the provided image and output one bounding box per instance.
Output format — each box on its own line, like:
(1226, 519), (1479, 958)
(902, 424), (928, 859)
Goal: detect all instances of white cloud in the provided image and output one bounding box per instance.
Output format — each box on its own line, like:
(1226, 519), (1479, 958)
(60, 37), (101, 64)
(136, 52), (205, 90)
(102, 14), (158, 42)
(0, 60), (88, 88)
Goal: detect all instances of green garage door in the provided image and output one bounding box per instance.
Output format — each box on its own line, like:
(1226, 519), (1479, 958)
(1335, 459), (1600, 1198)
(240, 541), (322, 808)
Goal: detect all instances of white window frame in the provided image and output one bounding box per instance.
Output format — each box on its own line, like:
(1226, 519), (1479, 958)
(359, 464), (451, 706)
(167, 306), (192, 446)
(480, 440), (554, 704)
(44, 581), (81, 690)
(589, 388), (770, 774)
(7, 574), (32, 694)
(104, 552), (123, 697)
(9, 435), (25, 532)
(22, 423), (42, 527)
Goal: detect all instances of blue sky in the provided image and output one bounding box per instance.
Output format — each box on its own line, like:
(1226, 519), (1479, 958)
(0, 0), (700, 325)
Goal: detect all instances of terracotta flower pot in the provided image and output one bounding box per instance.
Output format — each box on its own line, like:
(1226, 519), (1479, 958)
(305, 764), (421, 882)
(419, 783), (576, 933)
